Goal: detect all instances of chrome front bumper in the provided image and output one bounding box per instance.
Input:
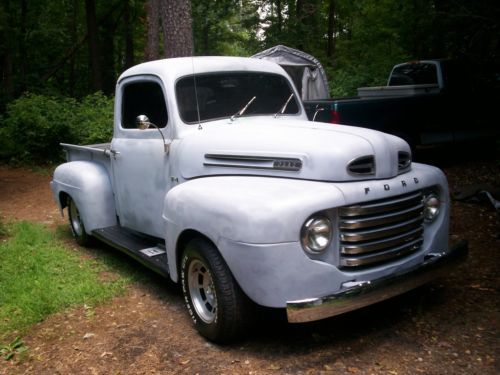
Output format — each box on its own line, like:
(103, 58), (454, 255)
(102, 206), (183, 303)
(287, 240), (468, 323)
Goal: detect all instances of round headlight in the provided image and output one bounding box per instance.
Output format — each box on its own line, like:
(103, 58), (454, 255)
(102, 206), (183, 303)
(301, 216), (332, 253)
(424, 194), (440, 222)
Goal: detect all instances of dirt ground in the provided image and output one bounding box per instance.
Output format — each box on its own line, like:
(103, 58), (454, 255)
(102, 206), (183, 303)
(0, 154), (498, 375)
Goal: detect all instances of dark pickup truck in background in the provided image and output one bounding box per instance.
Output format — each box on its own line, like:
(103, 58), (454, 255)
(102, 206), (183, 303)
(303, 59), (499, 149)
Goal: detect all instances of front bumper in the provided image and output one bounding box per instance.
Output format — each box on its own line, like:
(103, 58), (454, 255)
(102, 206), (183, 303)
(287, 240), (468, 323)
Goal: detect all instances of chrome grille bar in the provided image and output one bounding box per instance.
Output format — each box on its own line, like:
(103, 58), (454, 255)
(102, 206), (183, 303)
(339, 191), (422, 217)
(339, 191), (424, 269)
(341, 227), (424, 255)
(340, 216), (423, 242)
(340, 238), (424, 267)
(340, 203), (423, 229)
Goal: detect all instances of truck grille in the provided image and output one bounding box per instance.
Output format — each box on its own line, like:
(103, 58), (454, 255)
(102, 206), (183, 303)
(339, 191), (424, 269)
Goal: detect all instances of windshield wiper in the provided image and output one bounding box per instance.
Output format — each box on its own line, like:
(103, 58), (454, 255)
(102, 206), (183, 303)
(274, 93), (294, 118)
(230, 96), (257, 122)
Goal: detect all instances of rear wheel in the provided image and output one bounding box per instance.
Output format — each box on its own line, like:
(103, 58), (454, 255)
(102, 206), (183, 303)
(181, 238), (250, 343)
(67, 197), (91, 246)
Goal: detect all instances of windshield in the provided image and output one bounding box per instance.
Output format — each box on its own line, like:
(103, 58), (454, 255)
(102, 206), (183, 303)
(176, 72), (299, 123)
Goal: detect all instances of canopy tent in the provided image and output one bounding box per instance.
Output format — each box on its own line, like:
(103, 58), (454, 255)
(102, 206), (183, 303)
(251, 45), (330, 100)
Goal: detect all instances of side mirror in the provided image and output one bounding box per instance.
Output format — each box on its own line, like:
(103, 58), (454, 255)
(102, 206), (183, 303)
(134, 114), (170, 154)
(136, 114), (151, 130)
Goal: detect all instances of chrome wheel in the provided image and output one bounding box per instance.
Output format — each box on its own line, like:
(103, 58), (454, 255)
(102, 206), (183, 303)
(187, 259), (217, 323)
(67, 196), (90, 246)
(181, 239), (251, 342)
(69, 199), (83, 236)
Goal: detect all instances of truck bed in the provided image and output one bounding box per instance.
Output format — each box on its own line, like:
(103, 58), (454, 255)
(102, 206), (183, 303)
(61, 142), (112, 172)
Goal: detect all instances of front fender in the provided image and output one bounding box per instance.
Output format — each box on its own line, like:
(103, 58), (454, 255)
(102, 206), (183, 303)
(51, 161), (117, 233)
(162, 176), (345, 281)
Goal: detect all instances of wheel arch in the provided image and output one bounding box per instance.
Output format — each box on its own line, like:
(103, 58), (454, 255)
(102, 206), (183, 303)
(173, 229), (217, 283)
(58, 191), (70, 210)
(51, 161), (117, 233)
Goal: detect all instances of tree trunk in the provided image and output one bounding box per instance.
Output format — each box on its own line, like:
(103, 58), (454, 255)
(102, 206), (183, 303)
(160, 0), (194, 58)
(327, 0), (335, 58)
(85, 0), (102, 91)
(124, 0), (134, 68)
(68, 0), (78, 96)
(296, 0), (304, 49)
(296, 0), (303, 20)
(276, 0), (282, 33)
(200, 1), (210, 55)
(19, 0), (27, 92)
(1, 0), (13, 102)
(144, 0), (160, 60)
(101, 18), (115, 95)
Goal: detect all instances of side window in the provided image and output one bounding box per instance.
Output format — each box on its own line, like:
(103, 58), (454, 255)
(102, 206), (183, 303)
(121, 81), (168, 129)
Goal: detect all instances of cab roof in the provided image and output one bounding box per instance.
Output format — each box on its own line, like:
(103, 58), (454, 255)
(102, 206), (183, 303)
(118, 56), (287, 83)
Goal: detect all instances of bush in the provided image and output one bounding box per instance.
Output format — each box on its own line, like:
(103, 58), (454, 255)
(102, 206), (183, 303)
(0, 92), (113, 163)
(71, 93), (114, 146)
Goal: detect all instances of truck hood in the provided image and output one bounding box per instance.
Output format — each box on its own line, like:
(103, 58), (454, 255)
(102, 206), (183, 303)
(176, 118), (411, 182)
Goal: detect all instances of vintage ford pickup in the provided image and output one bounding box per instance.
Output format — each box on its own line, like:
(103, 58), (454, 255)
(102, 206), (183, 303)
(51, 57), (467, 342)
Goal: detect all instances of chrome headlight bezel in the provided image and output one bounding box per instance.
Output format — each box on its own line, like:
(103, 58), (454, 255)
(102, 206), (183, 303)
(300, 215), (333, 254)
(423, 193), (440, 222)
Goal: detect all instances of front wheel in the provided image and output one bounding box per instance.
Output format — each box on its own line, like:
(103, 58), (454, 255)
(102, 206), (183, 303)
(181, 239), (250, 343)
(67, 196), (91, 246)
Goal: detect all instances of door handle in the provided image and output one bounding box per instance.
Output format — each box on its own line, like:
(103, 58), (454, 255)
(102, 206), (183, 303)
(106, 148), (121, 159)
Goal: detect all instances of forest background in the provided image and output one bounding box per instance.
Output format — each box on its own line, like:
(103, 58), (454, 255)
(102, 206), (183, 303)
(0, 0), (499, 162)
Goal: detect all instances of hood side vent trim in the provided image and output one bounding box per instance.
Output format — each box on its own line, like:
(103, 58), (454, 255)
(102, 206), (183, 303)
(347, 155), (375, 176)
(204, 154), (302, 172)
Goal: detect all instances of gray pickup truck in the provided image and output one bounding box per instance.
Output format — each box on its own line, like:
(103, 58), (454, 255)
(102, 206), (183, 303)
(51, 56), (466, 342)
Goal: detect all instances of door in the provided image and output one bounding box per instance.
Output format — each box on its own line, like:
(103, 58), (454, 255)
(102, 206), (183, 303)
(111, 77), (171, 238)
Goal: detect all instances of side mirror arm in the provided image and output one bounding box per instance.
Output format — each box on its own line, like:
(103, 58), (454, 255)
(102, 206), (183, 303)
(135, 115), (170, 154)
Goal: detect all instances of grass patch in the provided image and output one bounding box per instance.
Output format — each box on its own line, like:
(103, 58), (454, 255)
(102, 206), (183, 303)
(0, 221), (136, 342)
(0, 214), (6, 238)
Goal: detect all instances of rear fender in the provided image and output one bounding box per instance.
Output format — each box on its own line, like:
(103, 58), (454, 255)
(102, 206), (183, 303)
(51, 161), (117, 233)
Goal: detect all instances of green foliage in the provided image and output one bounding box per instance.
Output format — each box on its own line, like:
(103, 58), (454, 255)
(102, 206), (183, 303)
(0, 94), (77, 161)
(192, 0), (261, 56)
(0, 221), (133, 341)
(1, 0), (498, 133)
(70, 93), (114, 145)
(0, 92), (113, 162)
(0, 337), (27, 361)
(320, 0), (412, 96)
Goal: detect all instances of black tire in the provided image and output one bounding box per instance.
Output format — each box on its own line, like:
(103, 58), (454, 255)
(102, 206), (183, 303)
(67, 196), (91, 247)
(181, 238), (250, 343)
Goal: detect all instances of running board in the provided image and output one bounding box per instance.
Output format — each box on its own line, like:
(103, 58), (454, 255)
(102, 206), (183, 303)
(92, 226), (169, 277)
